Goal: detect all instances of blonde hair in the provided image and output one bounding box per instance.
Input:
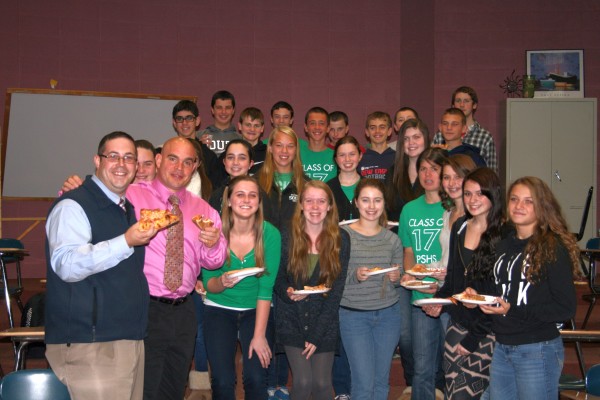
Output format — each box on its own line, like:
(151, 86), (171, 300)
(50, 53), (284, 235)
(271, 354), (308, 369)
(288, 181), (342, 287)
(221, 176), (266, 273)
(258, 126), (305, 195)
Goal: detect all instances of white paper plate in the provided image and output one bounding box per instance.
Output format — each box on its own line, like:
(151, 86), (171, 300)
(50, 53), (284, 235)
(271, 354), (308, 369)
(292, 288), (331, 295)
(224, 267), (264, 279)
(339, 219), (358, 226)
(405, 268), (443, 277)
(366, 266), (400, 276)
(414, 298), (453, 307)
(401, 280), (433, 290)
(452, 294), (498, 305)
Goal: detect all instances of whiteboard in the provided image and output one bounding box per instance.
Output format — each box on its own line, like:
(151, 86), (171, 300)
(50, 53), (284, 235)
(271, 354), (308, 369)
(2, 89), (196, 198)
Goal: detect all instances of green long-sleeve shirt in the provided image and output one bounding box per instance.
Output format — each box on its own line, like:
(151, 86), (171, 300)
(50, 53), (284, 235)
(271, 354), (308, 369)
(203, 222), (281, 308)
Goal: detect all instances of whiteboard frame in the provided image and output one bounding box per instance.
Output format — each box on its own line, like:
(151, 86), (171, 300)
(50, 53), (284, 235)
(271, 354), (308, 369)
(2, 89), (197, 199)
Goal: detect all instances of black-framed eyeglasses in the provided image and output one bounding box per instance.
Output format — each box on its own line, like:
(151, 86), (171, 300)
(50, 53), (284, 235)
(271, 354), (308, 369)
(98, 153), (137, 164)
(174, 115), (196, 123)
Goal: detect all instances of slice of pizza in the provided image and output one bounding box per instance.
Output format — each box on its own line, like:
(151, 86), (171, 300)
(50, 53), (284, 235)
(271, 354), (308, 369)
(192, 215), (214, 230)
(139, 209), (180, 231)
(303, 284), (328, 291)
(461, 293), (486, 301)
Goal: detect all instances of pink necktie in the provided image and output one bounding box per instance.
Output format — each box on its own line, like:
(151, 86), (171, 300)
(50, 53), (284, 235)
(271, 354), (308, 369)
(164, 195), (183, 292)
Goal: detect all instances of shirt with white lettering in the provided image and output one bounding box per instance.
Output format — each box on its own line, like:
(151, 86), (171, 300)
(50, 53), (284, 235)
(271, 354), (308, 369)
(299, 139), (337, 182)
(491, 233), (576, 345)
(399, 195), (444, 303)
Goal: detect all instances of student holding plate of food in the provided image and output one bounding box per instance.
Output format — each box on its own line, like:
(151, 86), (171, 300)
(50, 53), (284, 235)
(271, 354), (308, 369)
(398, 147), (449, 400)
(202, 175), (281, 399)
(339, 178), (403, 400)
(478, 177), (578, 399)
(424, 167), (505, 399)
(273, 180), (350, 400)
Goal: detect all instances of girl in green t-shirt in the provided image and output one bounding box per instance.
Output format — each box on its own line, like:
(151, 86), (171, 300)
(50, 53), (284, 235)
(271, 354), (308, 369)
(202, 175), (281, 399)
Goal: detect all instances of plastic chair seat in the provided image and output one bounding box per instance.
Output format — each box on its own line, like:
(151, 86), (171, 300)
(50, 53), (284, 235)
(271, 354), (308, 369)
(0, 369), (70, 399)
(588, 364), (600, 396)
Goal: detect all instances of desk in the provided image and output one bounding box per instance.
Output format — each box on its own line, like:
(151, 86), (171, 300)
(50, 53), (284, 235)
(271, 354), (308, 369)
(561, 330), (600, 343)
(0, 248), (28, 329)
(0, 327), (45, 371)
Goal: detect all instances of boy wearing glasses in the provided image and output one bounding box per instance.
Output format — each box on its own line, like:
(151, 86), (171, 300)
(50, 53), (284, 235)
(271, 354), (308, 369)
(172, 100), (221, 186)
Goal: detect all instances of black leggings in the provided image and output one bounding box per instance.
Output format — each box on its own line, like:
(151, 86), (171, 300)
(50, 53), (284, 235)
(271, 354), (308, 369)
(284, 346), (334, 400)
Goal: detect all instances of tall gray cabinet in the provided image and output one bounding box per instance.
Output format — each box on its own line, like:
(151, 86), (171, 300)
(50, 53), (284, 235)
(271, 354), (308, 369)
(505, 98), (597, 242)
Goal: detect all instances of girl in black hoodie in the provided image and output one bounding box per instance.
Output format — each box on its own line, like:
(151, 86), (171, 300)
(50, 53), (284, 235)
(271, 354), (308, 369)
(478, 176), (579, 399)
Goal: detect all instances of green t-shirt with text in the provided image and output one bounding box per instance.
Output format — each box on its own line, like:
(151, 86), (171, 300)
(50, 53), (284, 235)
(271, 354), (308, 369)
(299, 139), (337, 182)
(399, 195), (444, 303)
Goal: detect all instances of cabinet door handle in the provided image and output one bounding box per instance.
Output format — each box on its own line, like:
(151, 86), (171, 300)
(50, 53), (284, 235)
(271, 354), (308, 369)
(554, 170), (562, 182)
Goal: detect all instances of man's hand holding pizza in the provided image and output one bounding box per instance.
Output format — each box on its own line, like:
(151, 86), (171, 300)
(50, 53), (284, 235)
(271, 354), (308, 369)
(125, 222), (157, 247)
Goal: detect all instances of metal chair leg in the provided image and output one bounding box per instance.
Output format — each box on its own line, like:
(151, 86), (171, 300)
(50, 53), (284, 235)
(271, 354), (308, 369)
(15, 296), (24, 313)
(568, 318), (587, 378)
(582, 296), (597, 329)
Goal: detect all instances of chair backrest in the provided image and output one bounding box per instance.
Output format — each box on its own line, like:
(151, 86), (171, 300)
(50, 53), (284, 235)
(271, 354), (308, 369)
(0, 238), (25, 264)
(586, 363), (600, 395)
(575, 186), (594, 241)
(588, 238), (600, 251)
(586, 238), (600, 289)
(0, 239), (24, 250)
(0, 369), (70, 400)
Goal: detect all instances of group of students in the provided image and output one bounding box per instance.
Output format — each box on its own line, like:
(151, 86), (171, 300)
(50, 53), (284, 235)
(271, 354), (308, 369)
(158, 89), (578, 400)
(57, 88), (577, 400)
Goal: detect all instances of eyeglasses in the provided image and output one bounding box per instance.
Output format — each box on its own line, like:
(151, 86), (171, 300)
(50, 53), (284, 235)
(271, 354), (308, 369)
(98, 153), (137, 164)
(174, 115), (196, 123)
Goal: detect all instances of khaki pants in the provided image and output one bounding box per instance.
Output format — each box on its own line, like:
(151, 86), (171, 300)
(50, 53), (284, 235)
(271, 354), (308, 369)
(46, 340), (144, 400)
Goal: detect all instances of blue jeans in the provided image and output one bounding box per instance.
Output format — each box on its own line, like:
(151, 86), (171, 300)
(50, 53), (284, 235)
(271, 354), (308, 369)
(397, 286), (413, 386)
(339, 302), (401, 400)
(192, 291), (208, 371)
(411, 305), (448, 400)
(490, 336), (564, 400)
(203, 305), (267, 400)
(332, 337), (351, 395)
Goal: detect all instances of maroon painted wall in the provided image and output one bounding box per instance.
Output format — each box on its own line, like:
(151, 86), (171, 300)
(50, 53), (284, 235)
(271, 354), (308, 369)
(0, 0), (599, 277)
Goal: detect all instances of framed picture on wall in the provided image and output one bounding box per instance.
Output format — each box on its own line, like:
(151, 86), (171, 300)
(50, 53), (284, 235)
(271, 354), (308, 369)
(526, 49), (584, 98)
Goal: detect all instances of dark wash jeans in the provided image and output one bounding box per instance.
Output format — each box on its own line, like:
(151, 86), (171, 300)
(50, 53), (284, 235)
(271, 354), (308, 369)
(204, 304), (268, 400)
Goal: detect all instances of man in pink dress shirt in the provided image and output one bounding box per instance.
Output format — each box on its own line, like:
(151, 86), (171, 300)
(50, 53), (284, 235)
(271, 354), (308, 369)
(62, 137), (227, 400)
(127, 137), (227, 400)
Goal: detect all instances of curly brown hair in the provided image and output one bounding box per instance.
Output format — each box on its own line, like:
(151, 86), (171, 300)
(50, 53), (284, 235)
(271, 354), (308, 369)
(508, 176), (580, 282)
